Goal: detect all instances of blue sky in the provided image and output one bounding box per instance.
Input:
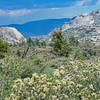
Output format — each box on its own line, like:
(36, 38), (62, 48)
(0, 0), (100, 25)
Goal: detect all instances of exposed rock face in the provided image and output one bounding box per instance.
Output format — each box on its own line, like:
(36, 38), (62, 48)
(59, 9), (100, 43)
(0, 27), (25, 44)
(62, 13), (94, 31)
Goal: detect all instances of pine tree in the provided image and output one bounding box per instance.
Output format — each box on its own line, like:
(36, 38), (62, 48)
(52, 31), (72, 57)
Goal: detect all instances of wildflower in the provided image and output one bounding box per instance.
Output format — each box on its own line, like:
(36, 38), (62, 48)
(10, 93), (18, 100)
(52, 86), (57, 91)
(60, 70), (65, 75)
(82, 87), (88, 91)
(32, 87), (35, 90)
(43, 87), (49, 93)
(38, 80), (44, 84)
(66, 77), (71, 81)
(15, 79), (22, 83)
(20, 82), (25, 87)
(12, 85), (17, 90)
(69, 61), (74, 65)
(53, 69), (60, 77)
(31, 96), (35, 100)
(61, 79), (66, 85)
(81, 96), (89, 100)
(60, 65), (64, 69)
(40, 74), (47, 80)
(69, 81), (75, 85)
(47, 82), (52, 86)
(63, 95), (68, 99)
(91, 93), (97, 97)
(28, 97), (31, 100)
(10, 93), (15, 97)
(67, 85), (73, 90)
(77, 92), (82, 96)
(24, 78), (30, 82)
(89, 84), (94, 90)
(52, 95), (57, 100)
(77, 84), (83, 88)
(4, 98), (10, 100)
(41, 76), (47, 80)
(32, 73), (39, 79)
(55, 80), (61, 85)
(28, 80), (33, 86)
(39, 93), (46, 99)
(34, 92), (38, 96)
(57, 85), (61, 90)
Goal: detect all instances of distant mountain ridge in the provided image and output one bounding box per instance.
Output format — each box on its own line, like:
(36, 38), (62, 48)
(0, 18), (70, 38)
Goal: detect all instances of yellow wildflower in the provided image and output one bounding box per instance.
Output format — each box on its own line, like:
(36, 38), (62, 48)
(89, 84), (94, 90)
(53, 69), (60, 77)
(52, 95), (57, 100)
(52, 86), (57, 91)
(39, 93), (46, 99)
(15, 79), (22, 83)
(4, 98), (10, 100)
(60, 70), (65, 75)
(12, 85), (17, 90)
(77, 84), (83, 88)
(43, 87), (49, 93)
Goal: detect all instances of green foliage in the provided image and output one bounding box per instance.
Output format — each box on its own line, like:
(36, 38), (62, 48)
(40, 41), (46, 48)
(35, 38), (40, 46)
(42, 67), (54, 75)
(1, 35), (100, 99)
(16, 49), (22, 57)
(21, 68), (33, 78)
(35, 39), (46, 48)
(5, 58), (100, 100)
(0, 38), (9, 59)
(69, 35), (79, 46)
(34, 59), (42, 65)
(27, 37), (35, 47)
(79, 40), (97, 59)
(52, 31), (72, 57)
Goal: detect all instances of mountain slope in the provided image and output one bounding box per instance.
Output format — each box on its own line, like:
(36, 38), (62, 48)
(48, 9), (100, 43)
(62, 9), (100, 42)
(0, 18), (70, 38)
(35, 9), (100, 43)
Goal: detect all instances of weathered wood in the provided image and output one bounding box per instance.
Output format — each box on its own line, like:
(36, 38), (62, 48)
(21, 47), (29, 59)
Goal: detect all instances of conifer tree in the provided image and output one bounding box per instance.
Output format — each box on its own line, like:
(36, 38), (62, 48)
(52, 31), (72, 57)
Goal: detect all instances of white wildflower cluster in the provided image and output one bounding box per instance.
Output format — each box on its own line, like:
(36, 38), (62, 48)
(5, 60), (100, 100)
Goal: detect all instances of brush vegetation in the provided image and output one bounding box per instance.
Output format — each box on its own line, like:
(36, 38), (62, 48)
(0, 31), (100, 100)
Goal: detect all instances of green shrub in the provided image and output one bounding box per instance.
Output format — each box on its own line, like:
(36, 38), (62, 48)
(52, 31), (72, 57)
(40, 41), (46, 48)
(34, 59), (42, 65)
(5, 59), (100, 100)
(27, 38), (35, 47)
(21, 68), (33, 78)
(69, 35), (79, 46)
(16, 49), (22, 57)
(0, 38), (9, 59)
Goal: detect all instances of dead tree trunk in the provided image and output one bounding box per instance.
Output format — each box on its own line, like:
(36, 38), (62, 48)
(22, 46), (29, 59)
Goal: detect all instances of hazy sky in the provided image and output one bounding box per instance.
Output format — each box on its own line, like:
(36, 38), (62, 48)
(0, 0), (100, 25)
